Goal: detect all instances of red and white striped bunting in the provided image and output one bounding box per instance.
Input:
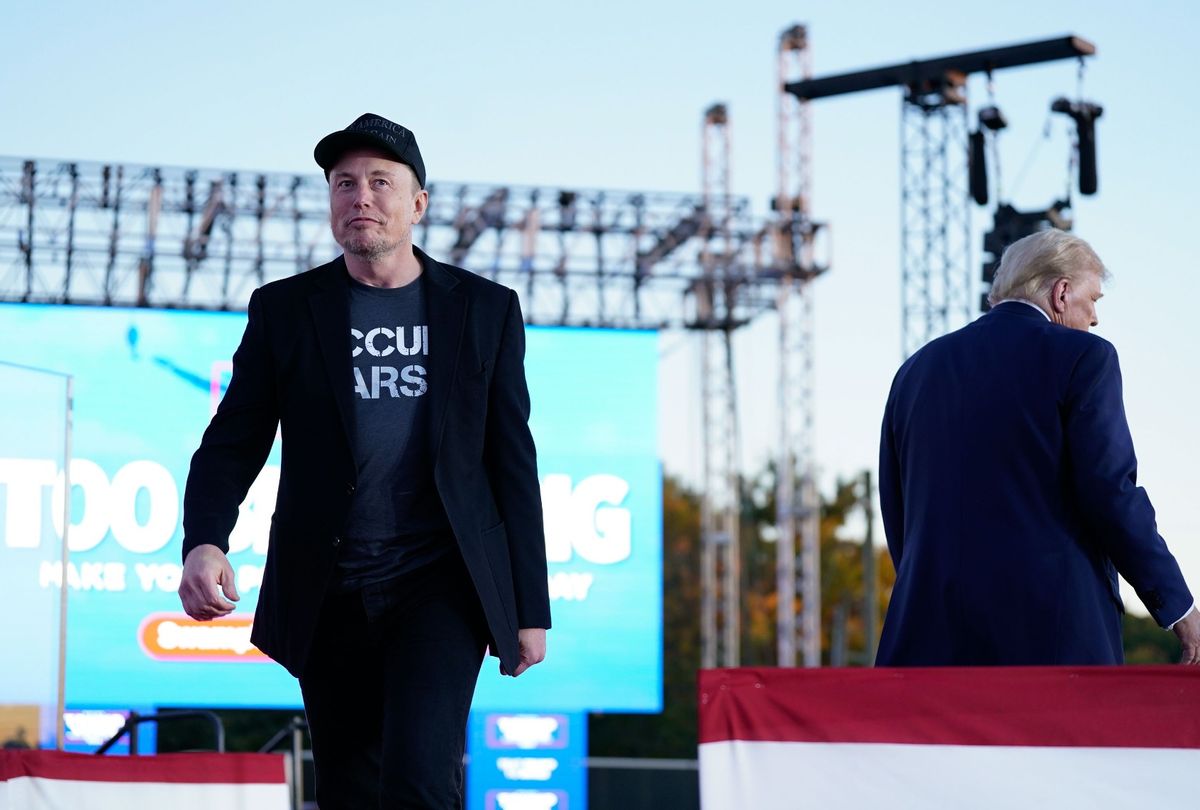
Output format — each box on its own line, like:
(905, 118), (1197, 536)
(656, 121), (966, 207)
(0, 750), (288, 809)
(699, 666), (1200, 809)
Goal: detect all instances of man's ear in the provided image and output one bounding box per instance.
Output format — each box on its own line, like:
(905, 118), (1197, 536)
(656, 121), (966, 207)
(412, 188), (429, 224)
(1050, 278), (1070, 314)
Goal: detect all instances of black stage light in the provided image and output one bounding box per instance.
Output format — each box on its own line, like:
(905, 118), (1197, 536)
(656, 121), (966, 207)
(1051, 98), (1103, 196)
(970, 129), (988, 206)
(978, 105), (1008, 131)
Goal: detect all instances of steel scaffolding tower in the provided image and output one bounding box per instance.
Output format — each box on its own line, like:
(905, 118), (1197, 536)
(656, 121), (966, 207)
(698, 103), (742, 669)
(900, 80), (973, 357)
(774, 24), (826, 668)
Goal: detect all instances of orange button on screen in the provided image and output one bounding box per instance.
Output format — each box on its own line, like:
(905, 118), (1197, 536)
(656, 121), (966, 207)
(138, 613), (269, 663)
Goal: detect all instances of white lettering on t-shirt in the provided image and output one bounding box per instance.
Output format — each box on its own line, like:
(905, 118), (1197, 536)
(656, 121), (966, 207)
(351, 325), (429, 399)
(401, 365), (428, 396)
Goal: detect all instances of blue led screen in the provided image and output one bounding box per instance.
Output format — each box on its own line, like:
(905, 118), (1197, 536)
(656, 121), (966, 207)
(0, 302), (662, 713)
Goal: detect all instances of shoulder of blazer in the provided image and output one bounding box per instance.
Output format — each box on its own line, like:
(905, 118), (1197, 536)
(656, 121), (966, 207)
(251, 255), (348, 309)
(986, 302), (1113, 350)
(1023, 314), (1117, 368)
(982, 307), (1120, 388)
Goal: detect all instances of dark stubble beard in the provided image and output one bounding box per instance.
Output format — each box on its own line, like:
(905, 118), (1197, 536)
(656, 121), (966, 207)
(343, 234), (402, 262)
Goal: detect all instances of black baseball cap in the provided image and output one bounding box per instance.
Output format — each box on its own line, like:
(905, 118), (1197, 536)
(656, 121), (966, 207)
(313, 113), (426, 188)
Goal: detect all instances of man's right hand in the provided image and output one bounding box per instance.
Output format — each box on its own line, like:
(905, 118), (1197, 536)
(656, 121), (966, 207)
(1172, 607), (1200, 664)
(178, 544), (240, 621)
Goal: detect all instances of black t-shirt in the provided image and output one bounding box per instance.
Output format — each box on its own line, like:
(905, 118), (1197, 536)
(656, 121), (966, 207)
(335, 269), (451, 590)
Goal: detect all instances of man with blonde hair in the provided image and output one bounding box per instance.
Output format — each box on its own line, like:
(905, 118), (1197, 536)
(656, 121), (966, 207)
(987, 227), (1109, 326)
(876, 228), (1200, 666)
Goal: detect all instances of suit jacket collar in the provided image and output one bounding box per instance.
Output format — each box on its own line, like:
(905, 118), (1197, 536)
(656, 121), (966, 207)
(415, 246), (468, 465)
(989, 300), (1052, 322)
(416, 245), (461, 294)
(306, 248), (468, 467)
(308, 256), (355, 451)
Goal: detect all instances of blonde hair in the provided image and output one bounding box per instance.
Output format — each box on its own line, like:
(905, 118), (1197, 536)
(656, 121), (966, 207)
(987, 229), (1109, 307)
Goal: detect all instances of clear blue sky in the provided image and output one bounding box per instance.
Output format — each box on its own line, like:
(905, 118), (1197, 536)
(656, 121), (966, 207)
(4, 0), (1198, 611)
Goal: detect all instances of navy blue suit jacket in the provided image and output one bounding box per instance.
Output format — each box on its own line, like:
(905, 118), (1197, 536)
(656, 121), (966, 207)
(876, 302), (1192, 665)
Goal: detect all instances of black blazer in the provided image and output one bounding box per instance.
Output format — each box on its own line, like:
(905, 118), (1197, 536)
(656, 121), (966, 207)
(182, 249), (551, 677)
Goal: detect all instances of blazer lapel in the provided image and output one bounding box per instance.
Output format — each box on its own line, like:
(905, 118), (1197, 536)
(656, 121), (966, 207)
(308, 257), (356, 453)
(419, 247), (467, 466)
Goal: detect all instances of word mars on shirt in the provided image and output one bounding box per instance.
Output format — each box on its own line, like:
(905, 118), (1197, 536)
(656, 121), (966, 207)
(350, 325), (428, 399)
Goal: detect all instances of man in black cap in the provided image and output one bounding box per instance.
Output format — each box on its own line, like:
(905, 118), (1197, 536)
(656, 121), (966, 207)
(178, 113), (551, 808)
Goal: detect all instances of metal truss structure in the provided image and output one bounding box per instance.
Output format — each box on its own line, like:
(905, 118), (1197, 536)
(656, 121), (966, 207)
(698, 103), (743, 670)
(899, 85), (973, 357)
(786, 35), (1095, 358)
(774, 24), (826, 668)
(0, 157), (784, 331)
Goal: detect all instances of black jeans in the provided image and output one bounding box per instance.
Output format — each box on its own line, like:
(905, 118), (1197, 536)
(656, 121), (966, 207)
(300, 551), (489, 809)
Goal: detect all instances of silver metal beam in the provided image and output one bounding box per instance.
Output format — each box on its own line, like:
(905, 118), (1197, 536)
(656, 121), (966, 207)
(900, 93), (972, 357)
(0, 156), (782, 331)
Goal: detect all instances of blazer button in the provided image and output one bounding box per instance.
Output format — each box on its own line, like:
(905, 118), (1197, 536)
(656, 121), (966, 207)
(346, 483), (356, 495)
(332, 536), (342, 547)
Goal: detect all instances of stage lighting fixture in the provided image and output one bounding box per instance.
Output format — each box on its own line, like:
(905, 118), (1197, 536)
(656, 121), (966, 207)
(969, 129), (988, 206)
(1051, 97), (1103, 196)
(704, 103), (728, 125)
(978, 105), (1008, 131)
(970, 106), (1007, 205)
